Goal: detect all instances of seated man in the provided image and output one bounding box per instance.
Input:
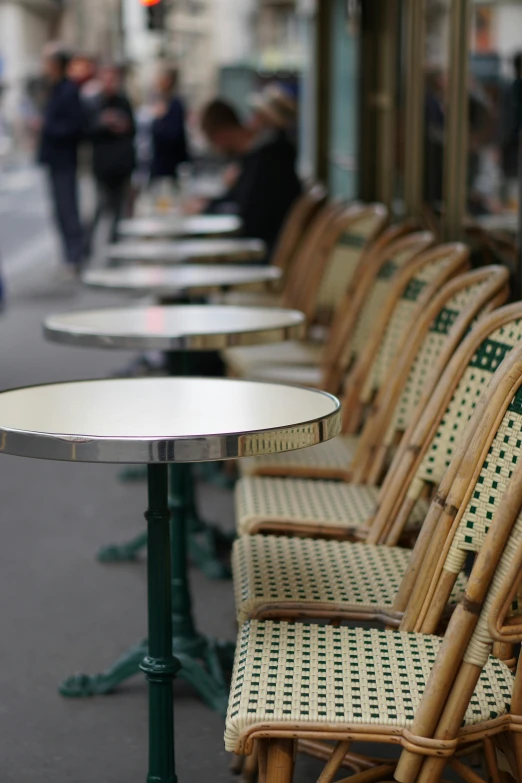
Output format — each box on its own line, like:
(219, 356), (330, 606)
(198, 98), (302, 261)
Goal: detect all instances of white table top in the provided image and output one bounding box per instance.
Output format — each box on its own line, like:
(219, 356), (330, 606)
(107, 238), (265, 264)
(83, 264), (281, 296)
(474, 213), (519, 235)
(0, 378), (341, 463)
(44, 305), (306, 350)
(118, 215), (241, 238)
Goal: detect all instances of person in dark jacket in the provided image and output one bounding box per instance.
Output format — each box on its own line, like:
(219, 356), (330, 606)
(38, 44), (85, 276)
(86, 63), (136, 249)
(198, 99), (301, 261)
(150, 67), (188, 181)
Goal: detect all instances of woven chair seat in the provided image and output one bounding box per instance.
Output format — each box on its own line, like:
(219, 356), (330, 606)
(235, 477), (429, 535)
(225, 620), (513, 752)
(241, 363), (324, 385)
(223, 342), (324, 378)
(239, 433), (358, 479)
(218, 290), (281, 308)
(232, 535), (466, 624)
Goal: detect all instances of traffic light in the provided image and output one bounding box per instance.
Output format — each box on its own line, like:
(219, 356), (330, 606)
(141, 0), (165, 31)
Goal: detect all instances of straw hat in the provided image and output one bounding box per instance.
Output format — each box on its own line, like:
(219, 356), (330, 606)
(249, 84), (297, 129)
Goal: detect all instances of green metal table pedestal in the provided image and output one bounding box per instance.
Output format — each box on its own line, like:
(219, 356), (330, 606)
(96, 347), (234, 579)
(62, 461), (233, 713)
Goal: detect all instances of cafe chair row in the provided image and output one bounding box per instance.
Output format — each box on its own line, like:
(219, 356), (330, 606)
(219, 199), (522, 780)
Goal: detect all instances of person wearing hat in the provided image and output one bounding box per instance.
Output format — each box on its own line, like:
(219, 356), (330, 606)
(193, 97), (301, 262)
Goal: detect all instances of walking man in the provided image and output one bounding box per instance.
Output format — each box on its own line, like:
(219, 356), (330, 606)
(86, 62), (136, 251)
(38, 44), (85, 278)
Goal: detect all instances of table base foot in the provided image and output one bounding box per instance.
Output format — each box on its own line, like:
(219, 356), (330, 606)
(195, 461), (236, 490)
(188, 526), (232, 580)
(59, 635), (232, 715)
(118, 465), (148, 483)
(97, 531), (149, 562)
(59, 640), (148, 696)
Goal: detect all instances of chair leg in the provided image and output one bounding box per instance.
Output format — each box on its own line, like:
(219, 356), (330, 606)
(243, 741), (260, 782)
(258, 740), (269, 783)
(265, 739), (295, 783)
(483, 737), (502, 783)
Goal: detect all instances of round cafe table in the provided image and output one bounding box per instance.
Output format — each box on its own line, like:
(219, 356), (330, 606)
(118, 214), (241, 239)
(107, 237), (265, 264)
(0, 377), (341, 783)
(83, 263), (280, 297)
(43, 304), (307, 708)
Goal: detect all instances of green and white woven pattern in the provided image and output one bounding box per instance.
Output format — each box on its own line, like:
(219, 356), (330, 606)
(385, 280), (490, 441)
(223, 341), (323, 378)
(235, 476), (429, 535)
(445, 386), (522, 575)
(361, 251), (459, 402)
(317, 214), (384, 310)
(345, 246), (428, 369)
(224, 620), (513, 751)
(239, 433), (358, 478)
(232, 535), (461, 624)
(409, 319), (522, 499)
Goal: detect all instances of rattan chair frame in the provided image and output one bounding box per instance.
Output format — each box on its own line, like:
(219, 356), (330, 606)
(269, 183), (327, 280)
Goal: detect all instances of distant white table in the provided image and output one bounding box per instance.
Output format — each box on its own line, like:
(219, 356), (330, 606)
(474, 212), (518, 237)
(44, 304), (305, 351)
(118, 214), (241, 239)
(108, 237), (265, 264)
(83, 264), (280, 297)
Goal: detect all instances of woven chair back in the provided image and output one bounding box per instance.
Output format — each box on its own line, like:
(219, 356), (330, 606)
(323, 231), (435, 393)
(352, 265), (510, 485)
(314, 202), (389, 316)
(370, 302), (522, 551)
(270, 182), (327, 276)
(321, 219), (420, 374)
(341, 242), (470, 434)
(281, 200), (343, 307)
(285, 203), (387, 322)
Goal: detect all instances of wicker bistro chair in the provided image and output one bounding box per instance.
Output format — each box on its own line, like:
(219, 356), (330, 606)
(235, 240), (472, 484)
(223, 203), (391, 376)
(225, 367), (522, 783)
(225, 481), (522, 783)
(225, 228), (430, 389)
(232, 279), (515, 629)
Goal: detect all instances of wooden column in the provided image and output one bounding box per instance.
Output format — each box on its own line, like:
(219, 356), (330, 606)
(403, 0), (426, 219)
(443, 0), (471, 240)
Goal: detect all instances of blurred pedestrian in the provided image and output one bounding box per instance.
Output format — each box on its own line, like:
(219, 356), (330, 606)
(150, 66), (188, 182)
(37, 43), (85, 278)
(86, 63), (136, 251)
(196, 98), (301, 261)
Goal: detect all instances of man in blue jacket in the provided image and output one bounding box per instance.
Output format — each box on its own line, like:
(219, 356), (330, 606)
(150, 67), (188, 181)
(38, 44), (85, 276)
